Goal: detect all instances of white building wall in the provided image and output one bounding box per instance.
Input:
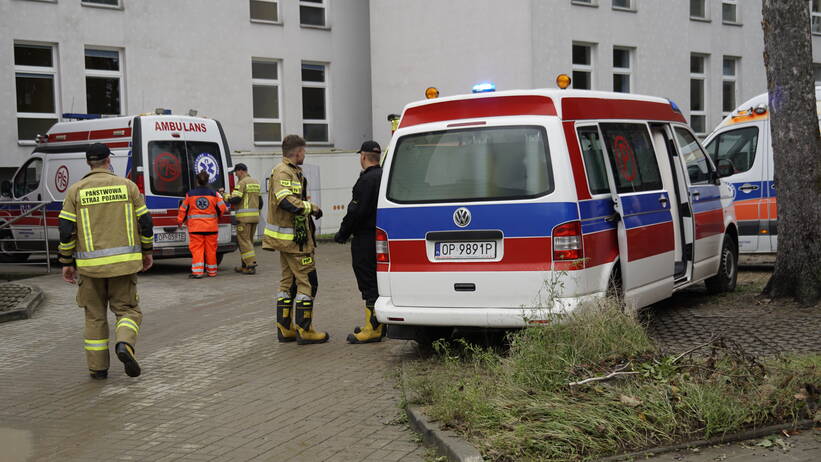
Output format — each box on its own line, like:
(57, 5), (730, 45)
(370, 0), (821, 145)
(0, 0), (373, 176)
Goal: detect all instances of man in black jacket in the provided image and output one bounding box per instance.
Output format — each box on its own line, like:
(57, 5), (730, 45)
(335, 141), (384, 344)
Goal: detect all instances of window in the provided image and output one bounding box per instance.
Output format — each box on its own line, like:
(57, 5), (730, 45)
(82, 0), (121, 7)
(613, 47), (632, 93)
(722, 56), (738, 115)
(148, 140), (225, 197)
(12, 158), (43, 199)
(572, 43), (594, 90)
(814, 63), (821, 85)
(813, 0), (821, 34)
(251, 59), (282, 144)
(300, 0), (326, 27)
(690, 53), (708, 135)
(577, 126), (610, 195)
(387, 126), (553, 204)
(85, 48), (123, 115)
(14, 43), (59, 143)
(704, 126), (759, 175)
(690, 0), (708, 19)
(250, 0), (279, 22)
(674, 127), (712, 184)
(722, 0), (738, 24)
(612, 0), (633, 10)
(301, 62), (329, 143)
(571, 0), (596, 5)
(599, 123), (663, 193)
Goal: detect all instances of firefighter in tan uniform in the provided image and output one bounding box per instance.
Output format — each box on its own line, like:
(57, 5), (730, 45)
(228, 163), (262, 274)
(58, 143), (154, 379)
(262, 135), (328, 345)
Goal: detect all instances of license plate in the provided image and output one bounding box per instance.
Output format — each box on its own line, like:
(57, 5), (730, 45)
(434, 241), (496, 260)
(154, 232), (186, 242)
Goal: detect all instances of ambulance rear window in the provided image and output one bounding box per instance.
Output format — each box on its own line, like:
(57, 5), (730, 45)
(387, 126), (553, 204)
(148, 141), (225, 196)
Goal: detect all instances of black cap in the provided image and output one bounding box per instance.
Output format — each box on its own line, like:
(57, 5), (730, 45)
(232, 163), (248, 173)
(86, 143), (111, 161)
(358, 141), (381, 154)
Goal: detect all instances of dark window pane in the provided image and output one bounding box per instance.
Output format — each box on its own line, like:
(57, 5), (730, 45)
(722, 81), (735, 113)
(302, 0), (323, 3)
(813, 16), (821, 34)
(303, 123), (328, 143)
(704, 126), (759, 174)
(83, 0), (119, 5)
(302, 87), (326, 120)
(14, 45), (52, 67)
(572, 71), (591, 89)
(613, 74), (630, 93)
(690, 115), (706, 134)
(814, 64), (821, 83)
(86, 77), (121, 115)
(690, 55), (704, 74)
(252, 85), (278, 118)
(613, 48), (630, 69)
(300, 5), (325, 26)
(613, 0), (631, 8)
(16, 74), (55, 113)
(722, 3), (736, 22)
(599, 123), (663, 193)
(572, 44), (590, 65)
(149, 141), (187, 196)
(252, 61), (277, 80)
(690, 79), (704, 111)
(301, 63), (325, 82)
(12, 158), (43, 198)
(690, 0), (705, 18)
(254, 122), (282, 142)
(85, 49), (119, 71)
(16, 118), (56, 143)
(577, 127), (610, 195)
(250, 0), (278, 22)
(187, 141), (225, 191)
(722, 57), (735, 76)
(674, 127), (711, 184)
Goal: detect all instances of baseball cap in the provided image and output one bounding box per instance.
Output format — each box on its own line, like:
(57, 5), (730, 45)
(358, 141), (381, 154)
(86, 143), (112, 161)
(232, 163), (248, 173)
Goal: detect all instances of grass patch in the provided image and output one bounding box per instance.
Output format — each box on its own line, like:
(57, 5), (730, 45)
(405, 300), (820, 461)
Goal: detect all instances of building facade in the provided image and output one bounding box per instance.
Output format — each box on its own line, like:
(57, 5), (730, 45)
(1, 0), (373, 179)
(369, 0), (821, 145)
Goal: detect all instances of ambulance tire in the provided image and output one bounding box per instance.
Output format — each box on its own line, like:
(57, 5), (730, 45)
(705, 234), (738, 294)
(0, 229), (29, 263)
(413, 326), (453, 355)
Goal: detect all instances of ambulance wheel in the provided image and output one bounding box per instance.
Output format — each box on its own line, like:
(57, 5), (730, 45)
(705, 234), (738, 294)
(216, 253), (225, 265)
(0, 229), (29, 263)
(413, 327), (453, 355)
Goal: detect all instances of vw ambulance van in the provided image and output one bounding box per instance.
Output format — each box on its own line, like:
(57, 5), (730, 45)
(375, 87), (738, 342)
(0, 113), (237, 262)
(702, 86), (821, 255)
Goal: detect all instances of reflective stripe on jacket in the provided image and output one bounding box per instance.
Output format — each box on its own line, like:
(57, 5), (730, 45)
(178, 188), (227, 233)
(231, 176), (261, 224)
(262, 158), (317, 254)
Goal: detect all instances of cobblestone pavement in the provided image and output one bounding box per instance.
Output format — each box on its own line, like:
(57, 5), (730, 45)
(0, 283), (32, 311)
(647, 428), (821, 462)
(0, 243), (425, 462)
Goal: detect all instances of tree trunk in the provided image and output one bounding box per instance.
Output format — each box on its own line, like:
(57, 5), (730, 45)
(761, 0), (821, 305)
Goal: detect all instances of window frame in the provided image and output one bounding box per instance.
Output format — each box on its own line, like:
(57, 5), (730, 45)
(598, 122), (664, 194)
(572, 42), (595, 90)
(689, 0), (709, 21)
(814, 63), (821, 85)
(704, 125), (760, 176)
(14, 42), (60, 145)
(300, 61), (331, 145)
(84, 46), (124, 116)
(612, 0), (635, 12)
(673, 125), (714, 185)
(721, 0), (740, 25)
(575, 123), (612, 196)
(299, 0), (328, 29)
(689, 53), (708, 136)
(12, 157), (44, 199)
(721, 56), (739, 116)
(612, 46), (633, 93)
(81, 0), (123, 10)
(250, 0), (281, 25)
(812, 0), (821, 35)
(571, 0), (598, 7)
(251, 58), (283, 146)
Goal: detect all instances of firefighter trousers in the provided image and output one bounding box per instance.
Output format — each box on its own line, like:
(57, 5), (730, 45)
(351, 232), (378, 304)
(77, 273), (142, 372)
(279, 252), (318, 298)
(189, 232), (218, 276)
(236, 223), (257, 266)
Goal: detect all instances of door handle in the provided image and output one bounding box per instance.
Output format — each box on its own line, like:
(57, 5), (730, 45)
(658, 195), (668, 207)
(691, 191), (701, 200)
(739, 183), (760, 193)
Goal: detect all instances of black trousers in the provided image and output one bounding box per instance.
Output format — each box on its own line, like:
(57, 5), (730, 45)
(351, 231), (378, 304)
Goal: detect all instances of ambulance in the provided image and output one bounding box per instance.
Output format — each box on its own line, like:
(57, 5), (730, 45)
(374, 82), (739, 342)
(702, 86), (821, 255)
(0, 113), (237, 262)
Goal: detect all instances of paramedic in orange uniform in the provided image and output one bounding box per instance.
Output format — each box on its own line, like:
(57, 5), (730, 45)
(178, 171), (227, 278)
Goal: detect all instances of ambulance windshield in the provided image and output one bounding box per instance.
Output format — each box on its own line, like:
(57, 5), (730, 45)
(387, 126), (553, 204)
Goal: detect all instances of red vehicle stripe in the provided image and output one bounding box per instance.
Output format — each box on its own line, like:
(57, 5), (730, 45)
(90, 127), (132, 140)
(48, 131), (89, 142)
(694, 209), (725, 239)
(562, 98), (687, 123)
(562, 121), (592, 201)
(399, 95), (558, 128)
(582, 229), (619, 268)
(106, 142), (130, 149)
(626, 221), (675, 261)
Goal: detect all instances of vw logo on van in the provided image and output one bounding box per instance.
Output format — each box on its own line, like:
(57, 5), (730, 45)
(453, 207), (471, 228)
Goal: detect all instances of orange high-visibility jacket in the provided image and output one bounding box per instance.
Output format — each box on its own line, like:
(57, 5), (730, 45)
(177, 188), (228, 233)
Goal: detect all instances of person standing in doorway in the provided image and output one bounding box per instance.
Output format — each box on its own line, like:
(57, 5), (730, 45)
(227, 163), (262, 274)
(178, 171), (227, 278)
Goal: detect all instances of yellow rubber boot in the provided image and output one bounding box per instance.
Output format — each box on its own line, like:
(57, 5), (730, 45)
(346, 302), (385, 344)
(276, 292), (297, 343)
(295, 296), (329, 345)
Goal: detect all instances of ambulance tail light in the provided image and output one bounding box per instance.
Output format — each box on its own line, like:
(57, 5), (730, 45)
(552, 221), (583, 261)
(376, 228), (389, 263)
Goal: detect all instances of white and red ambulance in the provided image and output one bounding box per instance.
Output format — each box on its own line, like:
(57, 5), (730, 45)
(374, 84), (739, 343)
(0, 113), (237, 262)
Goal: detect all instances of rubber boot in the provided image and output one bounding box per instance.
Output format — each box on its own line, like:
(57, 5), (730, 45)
(347, 302), (385, 344)
(295, 296), (329, 345)
(115, 342), (141, 378)
(276, 292), (297, 342)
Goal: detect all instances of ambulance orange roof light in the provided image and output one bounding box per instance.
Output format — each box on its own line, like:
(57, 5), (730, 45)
(556, 74), (572, 90)
(425, 87), (439, 99)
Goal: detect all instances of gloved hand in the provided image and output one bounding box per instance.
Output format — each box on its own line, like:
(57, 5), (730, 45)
(334, 232), (347, 244)
(311, 203), (323, 219)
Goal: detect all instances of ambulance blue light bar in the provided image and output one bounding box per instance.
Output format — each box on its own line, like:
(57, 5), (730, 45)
(472, 82), (496, 93)
(62, 113), (102, 120)
(667, 99), (682, 114)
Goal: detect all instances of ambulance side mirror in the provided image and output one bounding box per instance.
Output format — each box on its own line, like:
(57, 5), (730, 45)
(0, 180), (11, 197)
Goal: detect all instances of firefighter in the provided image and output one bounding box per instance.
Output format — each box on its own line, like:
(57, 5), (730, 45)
(334, 141), (385, 344)
(178, 171), (228, 278)
(227, 163), (262, 275)
(58, 143), (154, 379)
(262, 134), (327, 345)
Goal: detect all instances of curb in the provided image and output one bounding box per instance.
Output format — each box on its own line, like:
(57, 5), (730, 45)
(597, 419), (816, 461)
(0, 283), (44, 323)
(405, 405), (484, 462)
